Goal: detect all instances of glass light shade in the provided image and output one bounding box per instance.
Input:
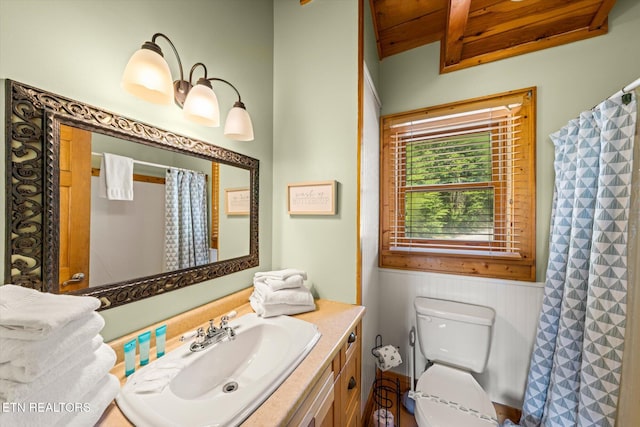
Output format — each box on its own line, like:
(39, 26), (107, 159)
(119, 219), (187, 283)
(224, 106), (254, 141)
(183, 84), (220, 127)
(121, 48), (173, 105)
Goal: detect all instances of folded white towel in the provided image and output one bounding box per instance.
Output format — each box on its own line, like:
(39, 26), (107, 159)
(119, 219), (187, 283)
(0, 344), (116, 427)
(253, 281), (314, 306)
(0, 333), (103, 383)
(99, 153), (134, 201)
(0, 311), (104, 364)
(54, 374), (120, 427)
(254, 268), (307, 281)
(127, 360), (186, 394)
(255, 275), (305, 291)
(0, 340), (115, 403)
(250, 293), (316, 318)
(0, 285), (101, 341)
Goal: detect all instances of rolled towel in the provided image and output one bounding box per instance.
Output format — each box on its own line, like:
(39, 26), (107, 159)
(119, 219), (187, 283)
(0, 344), (116, 427)
(257, 275), (304, 291)
(127, 360), (186, 394)
(54, 374), (120, 427)
(0, 313), (104, 382)
(372, 345), (402, 372)
(254, 269), (307, 281)
(0, 285), (100, 340)
(0, 339), (113, 403)
(253, 281), (314, 306)
(250, 293), (316, 318)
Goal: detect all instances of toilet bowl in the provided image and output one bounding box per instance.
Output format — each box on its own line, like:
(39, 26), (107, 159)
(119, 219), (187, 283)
(414, 364), (497, 426)
(413, 297), (498, 426)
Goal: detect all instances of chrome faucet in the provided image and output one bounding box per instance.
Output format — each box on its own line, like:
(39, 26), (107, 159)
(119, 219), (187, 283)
(180, 311), (237, 352)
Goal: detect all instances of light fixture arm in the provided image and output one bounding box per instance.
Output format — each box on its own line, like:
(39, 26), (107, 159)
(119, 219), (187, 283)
(189, 62), (208, 86)
(150, 33), (185, 83)
(206, 77), (245, 107)
(144, 33), (192, 106)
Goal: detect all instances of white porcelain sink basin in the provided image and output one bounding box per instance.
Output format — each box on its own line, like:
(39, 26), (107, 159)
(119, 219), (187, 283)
(116, 313), (321, 427)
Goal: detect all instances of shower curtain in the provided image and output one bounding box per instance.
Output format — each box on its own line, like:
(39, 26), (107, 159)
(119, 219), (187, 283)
(512, 91), (637, 427)
(164, 169), (209, 271)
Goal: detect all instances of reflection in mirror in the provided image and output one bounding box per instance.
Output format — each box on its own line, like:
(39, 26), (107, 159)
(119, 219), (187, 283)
(5, 80), (259, 309)
(57, 127), (251, 292)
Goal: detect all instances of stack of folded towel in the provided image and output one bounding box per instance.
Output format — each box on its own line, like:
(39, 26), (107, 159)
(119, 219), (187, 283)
(0, 285), (119, 427)
(249, 269), (316, 317)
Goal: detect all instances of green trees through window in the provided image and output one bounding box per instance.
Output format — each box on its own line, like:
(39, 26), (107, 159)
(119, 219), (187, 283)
(404, 133), (494, 241)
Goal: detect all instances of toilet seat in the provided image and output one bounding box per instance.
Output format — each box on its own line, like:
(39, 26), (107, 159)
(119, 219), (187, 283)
(414, 364), (497, 427)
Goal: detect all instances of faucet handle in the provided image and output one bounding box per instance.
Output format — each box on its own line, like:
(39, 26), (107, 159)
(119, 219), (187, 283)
(207, 319), (218, 336)
(195, 327), (206, 344)
(180, 328), (202, 342)
(220, 310), (237, 328)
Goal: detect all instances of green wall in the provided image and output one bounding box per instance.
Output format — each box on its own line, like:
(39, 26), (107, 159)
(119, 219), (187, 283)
(379, 0), (640, 280)
(0, 0), (274, 341)
(272, 0), (359, 303)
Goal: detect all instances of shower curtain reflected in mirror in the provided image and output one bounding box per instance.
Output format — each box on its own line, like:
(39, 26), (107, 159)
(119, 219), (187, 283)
(164, 169), (209, 271)
(508, 91), (637, 427)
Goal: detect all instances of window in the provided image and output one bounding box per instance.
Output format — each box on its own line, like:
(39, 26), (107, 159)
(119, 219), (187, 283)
(380, 88), (536, 281)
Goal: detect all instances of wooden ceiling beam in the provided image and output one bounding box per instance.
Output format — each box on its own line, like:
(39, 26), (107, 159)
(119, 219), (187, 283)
(378, 10), (446, 58)
(589, 0), (617, 30)
(441, 21), (608, 73)
(443, 0), (472, 67)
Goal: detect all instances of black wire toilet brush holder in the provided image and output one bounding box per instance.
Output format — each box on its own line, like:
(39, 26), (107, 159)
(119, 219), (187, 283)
(371, 334), (401, 427)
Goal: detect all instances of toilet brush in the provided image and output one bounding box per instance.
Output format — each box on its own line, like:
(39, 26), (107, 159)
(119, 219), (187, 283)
(401, 327), (416, 415)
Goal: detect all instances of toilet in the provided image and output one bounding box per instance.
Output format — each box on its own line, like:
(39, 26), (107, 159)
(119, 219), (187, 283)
(413, 297), (498, 427)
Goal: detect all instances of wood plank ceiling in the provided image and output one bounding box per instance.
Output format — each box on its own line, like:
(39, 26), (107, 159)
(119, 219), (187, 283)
(369, 0), (617, 73)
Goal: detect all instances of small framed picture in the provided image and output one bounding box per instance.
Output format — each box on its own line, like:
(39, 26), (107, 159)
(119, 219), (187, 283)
(225, 187), (250, 215)
(287, 181), (337, 215)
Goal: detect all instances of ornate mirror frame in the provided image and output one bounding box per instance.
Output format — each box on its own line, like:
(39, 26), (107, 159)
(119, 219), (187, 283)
(4, 79), (259, 309)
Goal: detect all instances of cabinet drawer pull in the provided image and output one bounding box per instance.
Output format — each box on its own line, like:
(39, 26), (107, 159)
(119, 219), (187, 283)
(348, 332), (356, 344)
(348, 376), (356, 390)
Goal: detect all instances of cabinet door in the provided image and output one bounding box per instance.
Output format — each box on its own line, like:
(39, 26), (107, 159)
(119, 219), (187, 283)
(340, 338), (361, 426)
(289, 367), (334, 427)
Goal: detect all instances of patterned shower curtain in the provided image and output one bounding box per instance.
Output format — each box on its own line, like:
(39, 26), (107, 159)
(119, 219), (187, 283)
(164, 169), (209, 271)
(510, 92), (637, 427)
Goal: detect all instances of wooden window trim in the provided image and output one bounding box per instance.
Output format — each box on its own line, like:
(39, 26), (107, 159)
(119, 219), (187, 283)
(379, 88), (536, 281)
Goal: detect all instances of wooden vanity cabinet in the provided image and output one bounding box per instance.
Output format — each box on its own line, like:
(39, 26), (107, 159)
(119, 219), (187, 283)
(289, 320), (362, 427)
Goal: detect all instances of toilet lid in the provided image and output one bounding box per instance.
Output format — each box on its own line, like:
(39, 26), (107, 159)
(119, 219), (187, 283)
(414, 364), (498, 427)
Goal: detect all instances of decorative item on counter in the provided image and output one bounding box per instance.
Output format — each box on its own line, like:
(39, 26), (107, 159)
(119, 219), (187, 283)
(124, 339), (136, 377)
(138, 331), (151, 366)
(155, 325), (167, 358)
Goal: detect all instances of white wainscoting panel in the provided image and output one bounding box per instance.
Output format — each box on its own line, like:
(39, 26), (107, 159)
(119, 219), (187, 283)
(378, 269), (544, 408)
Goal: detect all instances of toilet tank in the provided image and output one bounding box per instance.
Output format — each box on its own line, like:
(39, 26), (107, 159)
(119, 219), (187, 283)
(415, 297), (495, 373)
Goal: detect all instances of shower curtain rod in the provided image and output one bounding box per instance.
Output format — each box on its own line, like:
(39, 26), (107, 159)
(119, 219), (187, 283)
(91, 152), (197, 174)
(608, 76), (640, 100)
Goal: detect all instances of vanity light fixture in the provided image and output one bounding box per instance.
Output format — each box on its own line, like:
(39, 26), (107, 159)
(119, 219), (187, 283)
(121, 33), (254, 141)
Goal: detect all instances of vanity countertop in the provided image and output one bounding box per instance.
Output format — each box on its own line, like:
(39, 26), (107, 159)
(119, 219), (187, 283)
(97, 297), (365, 426)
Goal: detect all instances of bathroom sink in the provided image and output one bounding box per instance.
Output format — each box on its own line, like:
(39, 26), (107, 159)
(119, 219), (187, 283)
(116, 313), (321, 427)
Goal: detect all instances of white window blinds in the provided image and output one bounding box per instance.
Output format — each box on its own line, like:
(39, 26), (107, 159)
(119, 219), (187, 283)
(387, 101), (529, 258)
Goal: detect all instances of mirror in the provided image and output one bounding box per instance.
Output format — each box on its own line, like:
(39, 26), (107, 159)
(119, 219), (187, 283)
(5, 80), (259, 309)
